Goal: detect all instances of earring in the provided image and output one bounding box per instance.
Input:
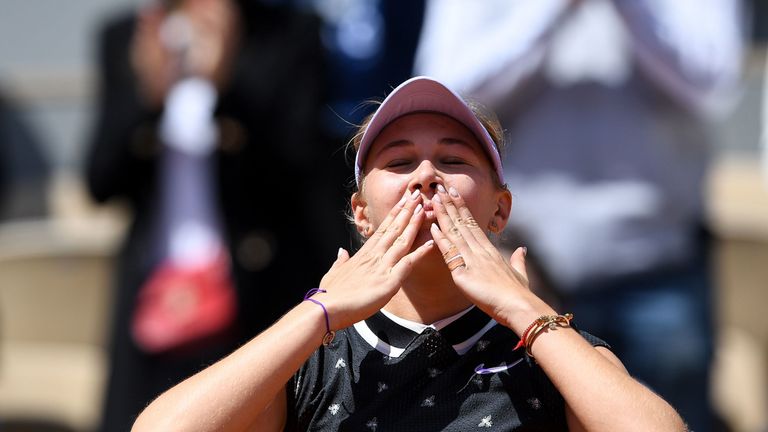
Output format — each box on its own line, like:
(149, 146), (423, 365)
(362, 226), (372, 238)
(489, 221), (499, 233)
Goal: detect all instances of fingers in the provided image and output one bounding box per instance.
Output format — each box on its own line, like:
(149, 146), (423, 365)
(509, 247), (528, 282)
(432, 185), (486, 252)
(367, 189), (420, 248)
(390, 239), (435, 280)
(432, 189), (469, 251)
(382, 203), (425, 264)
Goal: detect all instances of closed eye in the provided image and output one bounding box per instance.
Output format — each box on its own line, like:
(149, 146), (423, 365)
(385, 159), (412, 168)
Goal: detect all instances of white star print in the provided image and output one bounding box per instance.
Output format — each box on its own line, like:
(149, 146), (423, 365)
(473, 374), (484, 388)
(335, 359), (346, 369)
(478, 415), (493, 427)
(377, 382), (389, 393)
(328, 404), (340, 415)
(476, 340), (490, 351)
(366, 417), (378, 431)
(427, 368), (441, 378)
(528, 397), (542, 410)
(421, 395), (435, 407)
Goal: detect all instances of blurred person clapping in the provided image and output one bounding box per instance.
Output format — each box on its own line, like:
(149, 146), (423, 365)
(131, 0), (239, 108)
(85, 1), (336, 430)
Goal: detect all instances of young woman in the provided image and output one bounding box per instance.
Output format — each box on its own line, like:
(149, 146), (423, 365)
(132, 77), (687, 431)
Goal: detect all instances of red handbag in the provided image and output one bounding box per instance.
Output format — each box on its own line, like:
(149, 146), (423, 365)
(131, 249), (236, 354)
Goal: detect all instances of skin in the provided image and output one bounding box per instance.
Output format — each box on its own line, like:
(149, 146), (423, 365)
(132, 113), (688, 432)
(352, 113), (511, 323)
(131, 0), (239, 108)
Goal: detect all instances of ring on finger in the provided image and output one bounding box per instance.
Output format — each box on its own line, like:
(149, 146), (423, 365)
(447, 255), (466, 271)
(464, 217), (479, 228)
(442, 245), (459, 261)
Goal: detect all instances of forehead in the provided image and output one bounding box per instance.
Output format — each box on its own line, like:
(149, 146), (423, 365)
(367, 112), (484, 157)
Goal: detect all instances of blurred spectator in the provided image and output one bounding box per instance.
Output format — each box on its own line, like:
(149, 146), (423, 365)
(0, 91), (50, 221)
(85, 0), (336, 429)
(311, 0), (425, 132)
(415, 0), (745, 430)
(297, 0), (427, 248)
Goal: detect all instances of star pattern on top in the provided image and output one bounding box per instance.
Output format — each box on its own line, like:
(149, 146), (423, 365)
(478, 415), (493, 427)
(328, 403), (340, 416)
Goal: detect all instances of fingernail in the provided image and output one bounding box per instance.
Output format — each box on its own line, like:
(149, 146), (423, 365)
(411, 189), (421, 200)
(337, 248), (345, 258)
(437, 184), (446, 194)
(449, 187), (459, 197)
(415, 204), (423, 214)
(433, 194), (442, 203)
(425, 239), (434, 247)
(521, 246), (527, 256)
(431, 223), (439, 231)
(398, 194), (407, 206)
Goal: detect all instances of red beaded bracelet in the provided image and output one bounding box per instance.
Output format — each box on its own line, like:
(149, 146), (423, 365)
(513, 313), (574, 358)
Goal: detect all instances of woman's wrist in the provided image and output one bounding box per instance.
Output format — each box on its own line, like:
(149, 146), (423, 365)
(303, 289), (336, 346)
(496, 290), (557, 336)
(294, 299), (334, 348)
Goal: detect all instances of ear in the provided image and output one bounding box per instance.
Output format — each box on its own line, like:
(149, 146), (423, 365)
(351, 192), (370, 236)
(489, 189), (512, 233)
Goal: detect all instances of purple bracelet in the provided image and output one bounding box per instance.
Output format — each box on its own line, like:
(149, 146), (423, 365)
(304, 288), (336, 346)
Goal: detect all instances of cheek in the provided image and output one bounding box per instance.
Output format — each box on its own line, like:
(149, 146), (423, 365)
(362, 175), (408, 226)
(452, 179), (497, 224)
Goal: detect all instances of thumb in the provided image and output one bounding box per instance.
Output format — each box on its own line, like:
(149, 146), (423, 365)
(509, 246), (529, 283)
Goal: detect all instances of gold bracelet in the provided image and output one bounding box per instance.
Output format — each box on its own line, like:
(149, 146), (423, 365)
(521, 313), (574, 358)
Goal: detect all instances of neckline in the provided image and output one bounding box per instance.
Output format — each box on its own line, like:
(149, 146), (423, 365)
(352, 306), (497, 358)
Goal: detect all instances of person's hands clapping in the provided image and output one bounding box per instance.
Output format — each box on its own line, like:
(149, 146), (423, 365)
(316, 190), (435, 331)
(131, 5), (174, 109)
(131, 0), (239, 108)
(429, 185), (551, 331)
(183, 0), (239, 89)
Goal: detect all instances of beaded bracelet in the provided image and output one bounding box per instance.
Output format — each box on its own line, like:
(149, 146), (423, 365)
(303, 288), (336, 346)
(513, 313), (574, 358)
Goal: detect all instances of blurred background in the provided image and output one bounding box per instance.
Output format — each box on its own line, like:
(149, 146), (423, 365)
(0, 0), (766, 431)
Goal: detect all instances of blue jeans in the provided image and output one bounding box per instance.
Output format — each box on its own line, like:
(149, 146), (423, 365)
(563, 253), (715, 432)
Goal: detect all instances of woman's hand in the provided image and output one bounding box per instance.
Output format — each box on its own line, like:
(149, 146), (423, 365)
(317, 190), (435, 330)
(429, 185), (551, 331)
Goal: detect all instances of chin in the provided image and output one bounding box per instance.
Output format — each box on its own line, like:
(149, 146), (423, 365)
(413, 228), (434, 249)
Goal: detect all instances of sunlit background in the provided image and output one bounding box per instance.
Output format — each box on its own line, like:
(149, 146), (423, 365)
(0, 1), (767, 431)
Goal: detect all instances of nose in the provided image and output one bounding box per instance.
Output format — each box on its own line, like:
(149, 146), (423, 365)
(408, 160), (442, 195)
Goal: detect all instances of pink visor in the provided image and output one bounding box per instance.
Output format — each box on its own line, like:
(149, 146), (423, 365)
(354, 76), (505, 187)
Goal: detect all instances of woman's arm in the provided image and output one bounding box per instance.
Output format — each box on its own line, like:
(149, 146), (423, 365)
(133, 189), (434, 431)
(132, 301), (326, 432)
(429, 185), (686, 432)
